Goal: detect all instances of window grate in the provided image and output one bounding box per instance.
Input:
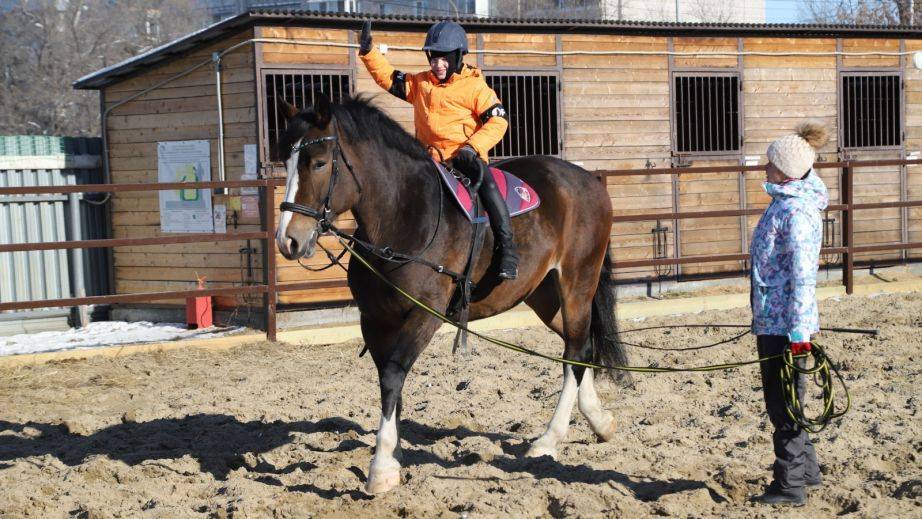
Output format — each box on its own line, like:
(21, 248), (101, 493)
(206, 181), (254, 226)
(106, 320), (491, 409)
(841, 74), (901, 149)
(673, 74), (740, 154)
(484, 73), (560, 159)
(264, 72), (351, 163)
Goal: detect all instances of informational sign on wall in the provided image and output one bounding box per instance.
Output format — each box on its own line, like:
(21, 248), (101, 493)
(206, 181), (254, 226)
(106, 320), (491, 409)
(157, 140), (213, 233)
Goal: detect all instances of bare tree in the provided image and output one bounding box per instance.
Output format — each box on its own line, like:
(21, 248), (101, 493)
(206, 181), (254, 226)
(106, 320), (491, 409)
(686, 0), (737, 23)
(0, 0), (210, 137)
(802, 0), (919, 25)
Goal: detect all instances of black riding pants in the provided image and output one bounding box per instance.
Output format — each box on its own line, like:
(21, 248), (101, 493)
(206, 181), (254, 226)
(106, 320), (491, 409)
(757, 335), (822, 489)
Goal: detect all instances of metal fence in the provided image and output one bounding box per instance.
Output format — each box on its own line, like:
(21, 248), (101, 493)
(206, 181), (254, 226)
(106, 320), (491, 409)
(0, 137), (110, 335)
(0, 158), (919, 342)
(602, 158), (922, 294)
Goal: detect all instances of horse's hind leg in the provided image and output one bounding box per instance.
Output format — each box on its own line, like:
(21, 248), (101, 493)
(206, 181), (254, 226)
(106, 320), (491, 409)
(524, 270), (616, 459)
(362, 309), (441, 494)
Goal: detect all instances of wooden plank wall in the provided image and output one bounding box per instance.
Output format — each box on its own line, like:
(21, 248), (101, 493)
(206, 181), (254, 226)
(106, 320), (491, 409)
(103, 26), (921, 310)
(839, 39), (903, 263)
(904, 40), (922, 261)
(261, 27), (355, 305)
(560, 34), (673, 280)
(105, 29), (260, 307)
(672, 37), (741, 276)
(742, 37), (841, 267)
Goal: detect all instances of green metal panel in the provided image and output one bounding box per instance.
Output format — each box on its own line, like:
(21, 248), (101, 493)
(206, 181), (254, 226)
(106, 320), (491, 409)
(0, 136), (109, 332)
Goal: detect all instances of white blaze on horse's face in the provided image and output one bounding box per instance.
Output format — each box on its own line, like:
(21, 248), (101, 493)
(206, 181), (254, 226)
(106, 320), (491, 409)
(276, 138), (319, 260)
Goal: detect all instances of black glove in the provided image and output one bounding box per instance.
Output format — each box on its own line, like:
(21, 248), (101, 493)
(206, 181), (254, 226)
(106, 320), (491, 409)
(454, 145), (479, 165)
(452, 145), (483, 184)
(359, 21), (373, 56)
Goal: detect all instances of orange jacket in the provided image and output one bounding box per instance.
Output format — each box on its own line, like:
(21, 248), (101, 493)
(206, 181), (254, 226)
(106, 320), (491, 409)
(360, 47), (508, 162)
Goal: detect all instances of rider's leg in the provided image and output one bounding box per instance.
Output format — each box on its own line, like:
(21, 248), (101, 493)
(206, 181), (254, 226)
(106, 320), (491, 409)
(471, 159), (519, 280)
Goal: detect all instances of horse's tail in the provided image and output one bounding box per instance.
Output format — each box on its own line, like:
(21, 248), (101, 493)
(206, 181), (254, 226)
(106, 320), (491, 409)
(590, 244), (632, 386)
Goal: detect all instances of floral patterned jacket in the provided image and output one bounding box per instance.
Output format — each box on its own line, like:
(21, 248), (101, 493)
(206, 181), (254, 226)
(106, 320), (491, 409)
(750, 172), (828, 342)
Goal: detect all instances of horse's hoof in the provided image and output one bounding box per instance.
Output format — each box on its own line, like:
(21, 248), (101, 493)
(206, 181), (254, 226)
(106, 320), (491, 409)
(365, 469), (401, 494)
(592, 413), (617, 442)
(525, 443), (558, 460)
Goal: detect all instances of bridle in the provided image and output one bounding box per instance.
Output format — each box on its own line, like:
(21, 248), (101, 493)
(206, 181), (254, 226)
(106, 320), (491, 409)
(277, 131), (462, 280)
(278, 134), (360, 232)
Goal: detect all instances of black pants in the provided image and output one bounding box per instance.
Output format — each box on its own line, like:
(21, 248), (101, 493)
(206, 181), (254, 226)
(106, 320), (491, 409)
(757, 335), (822, 489)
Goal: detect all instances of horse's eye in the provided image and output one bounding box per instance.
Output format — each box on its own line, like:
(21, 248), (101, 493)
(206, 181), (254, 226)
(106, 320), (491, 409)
(313, 160), (327, 170)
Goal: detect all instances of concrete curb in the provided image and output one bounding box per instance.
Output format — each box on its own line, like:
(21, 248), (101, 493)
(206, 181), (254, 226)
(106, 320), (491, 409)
(2, 279), (919, 369)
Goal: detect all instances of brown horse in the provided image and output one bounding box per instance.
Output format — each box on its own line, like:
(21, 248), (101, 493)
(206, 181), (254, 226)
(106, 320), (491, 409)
(275, 94), (629, 494)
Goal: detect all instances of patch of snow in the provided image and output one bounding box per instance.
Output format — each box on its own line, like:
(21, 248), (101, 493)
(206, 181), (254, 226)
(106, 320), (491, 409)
(0, 321), (240, 357)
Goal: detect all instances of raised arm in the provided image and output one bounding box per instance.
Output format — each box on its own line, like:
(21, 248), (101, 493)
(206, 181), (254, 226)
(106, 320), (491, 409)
(358, 21), (414, 103)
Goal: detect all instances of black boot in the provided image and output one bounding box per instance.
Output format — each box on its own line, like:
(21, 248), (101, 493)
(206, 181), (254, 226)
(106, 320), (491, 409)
(752, 482), (806, 506)
(475, 162), (519, 280)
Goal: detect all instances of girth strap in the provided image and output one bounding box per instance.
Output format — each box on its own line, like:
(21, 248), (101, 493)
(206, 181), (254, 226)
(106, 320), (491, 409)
(451, 179), (488, 357)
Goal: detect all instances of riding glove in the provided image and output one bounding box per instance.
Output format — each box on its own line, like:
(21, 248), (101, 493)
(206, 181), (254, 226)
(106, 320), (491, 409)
(453, 145), (480, 167)
(359, 21), (373, 56)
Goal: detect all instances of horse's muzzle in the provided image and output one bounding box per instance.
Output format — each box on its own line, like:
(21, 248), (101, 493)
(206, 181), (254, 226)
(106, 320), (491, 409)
(277, 227), (318, 260)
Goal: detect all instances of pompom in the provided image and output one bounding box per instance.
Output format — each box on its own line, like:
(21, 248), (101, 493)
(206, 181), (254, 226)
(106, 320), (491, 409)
(796, 121), (829, 149)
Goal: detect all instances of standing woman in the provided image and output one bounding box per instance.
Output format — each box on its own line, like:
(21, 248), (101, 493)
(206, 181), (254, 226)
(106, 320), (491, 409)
(750, 122), (829, 506)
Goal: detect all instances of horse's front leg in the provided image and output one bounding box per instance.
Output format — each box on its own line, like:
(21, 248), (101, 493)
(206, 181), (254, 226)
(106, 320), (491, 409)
(363, 309), (442, 494)
(526, 364), (579, 459)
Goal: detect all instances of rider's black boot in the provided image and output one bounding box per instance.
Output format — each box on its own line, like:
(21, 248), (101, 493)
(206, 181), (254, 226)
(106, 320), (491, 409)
(476, 162), (519, 280)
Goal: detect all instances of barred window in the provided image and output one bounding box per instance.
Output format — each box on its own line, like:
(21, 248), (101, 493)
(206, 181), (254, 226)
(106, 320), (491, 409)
(263, 71), (351, 162)
(484, 73), (560, 159)
(673, 74), (740, 154)
(841, 74), (901, 149)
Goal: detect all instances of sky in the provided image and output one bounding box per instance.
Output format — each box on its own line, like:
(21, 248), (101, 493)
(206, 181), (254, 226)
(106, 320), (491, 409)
(765, 0), (805, 23)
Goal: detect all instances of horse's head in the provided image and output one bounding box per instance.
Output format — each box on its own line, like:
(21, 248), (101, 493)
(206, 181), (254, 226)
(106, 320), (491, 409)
(275, 94), (360, 260)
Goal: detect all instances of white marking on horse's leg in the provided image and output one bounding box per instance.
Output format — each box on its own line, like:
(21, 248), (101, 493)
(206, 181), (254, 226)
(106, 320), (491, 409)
(275, 141), (301, 255)
(526, 365), (578, 460)
(365, 408), (401, 494)
(578, 368), (617, 442)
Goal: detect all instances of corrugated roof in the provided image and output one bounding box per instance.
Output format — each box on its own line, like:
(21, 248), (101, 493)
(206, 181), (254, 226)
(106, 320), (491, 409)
(74, 9), (922, 90)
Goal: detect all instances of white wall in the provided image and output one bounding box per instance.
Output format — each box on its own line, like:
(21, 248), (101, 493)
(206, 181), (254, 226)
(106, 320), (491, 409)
(601, 0), (766, 23)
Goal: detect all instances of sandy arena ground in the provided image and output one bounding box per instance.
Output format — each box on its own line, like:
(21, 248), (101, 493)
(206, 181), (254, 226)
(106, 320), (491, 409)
(0, 292), (919, 518)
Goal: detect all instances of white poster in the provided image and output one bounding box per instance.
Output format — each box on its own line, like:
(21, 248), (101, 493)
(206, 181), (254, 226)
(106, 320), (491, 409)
(241, 143), (259, 195)
(213, 204), (227, 234)
(158, 140), (213, 233)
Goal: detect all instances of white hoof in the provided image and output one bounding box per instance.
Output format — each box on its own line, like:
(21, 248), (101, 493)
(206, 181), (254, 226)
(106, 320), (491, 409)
(365, 468), (401, 494)
(525, 439), (559, 460)
(591, 413), (617, 442)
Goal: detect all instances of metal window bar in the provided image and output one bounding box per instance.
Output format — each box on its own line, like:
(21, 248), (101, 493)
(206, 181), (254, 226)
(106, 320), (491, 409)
(842, 73), (900, 149)
(264, 72), (351, 163)
(484, 73), (561, 160)
(673, 74), (741, 154)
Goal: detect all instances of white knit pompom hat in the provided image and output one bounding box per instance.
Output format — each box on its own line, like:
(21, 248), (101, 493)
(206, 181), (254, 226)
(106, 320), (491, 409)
(766, 122), (830, 179)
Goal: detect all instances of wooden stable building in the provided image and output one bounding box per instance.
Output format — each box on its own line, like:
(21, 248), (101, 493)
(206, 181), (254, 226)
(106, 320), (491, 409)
(73, 10), (922, 311)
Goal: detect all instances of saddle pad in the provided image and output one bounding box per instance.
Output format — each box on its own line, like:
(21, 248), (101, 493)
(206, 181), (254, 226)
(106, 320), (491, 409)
(433, 159), (540, 222)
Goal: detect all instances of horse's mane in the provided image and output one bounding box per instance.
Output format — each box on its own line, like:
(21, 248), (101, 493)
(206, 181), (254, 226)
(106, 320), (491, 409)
(279, 95), (431, 164)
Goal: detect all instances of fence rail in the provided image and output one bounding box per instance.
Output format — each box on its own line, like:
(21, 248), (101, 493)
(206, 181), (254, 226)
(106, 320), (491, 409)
(0, 158), (920, 341)
(601, 158), (922, 293)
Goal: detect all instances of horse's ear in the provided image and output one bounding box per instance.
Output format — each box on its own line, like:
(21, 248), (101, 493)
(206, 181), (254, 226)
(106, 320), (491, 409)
(314, 92), (332, 129)
(277, 97), (299, 121)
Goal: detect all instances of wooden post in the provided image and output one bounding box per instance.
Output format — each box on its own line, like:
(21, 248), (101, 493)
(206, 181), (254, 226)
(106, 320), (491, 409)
(263, 183), (278, 341)
(842, 164), (854, 295)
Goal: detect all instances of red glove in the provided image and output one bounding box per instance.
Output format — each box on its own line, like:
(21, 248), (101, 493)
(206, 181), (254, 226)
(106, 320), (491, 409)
(790, 342), (812, 355)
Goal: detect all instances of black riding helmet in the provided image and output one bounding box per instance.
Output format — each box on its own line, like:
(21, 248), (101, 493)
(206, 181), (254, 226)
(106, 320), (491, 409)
(423, 21), (468, 81)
